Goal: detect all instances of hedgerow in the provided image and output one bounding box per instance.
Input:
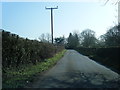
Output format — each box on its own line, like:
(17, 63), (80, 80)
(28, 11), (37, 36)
(75, 47), (120, 74)
(2, 30), (63, 69)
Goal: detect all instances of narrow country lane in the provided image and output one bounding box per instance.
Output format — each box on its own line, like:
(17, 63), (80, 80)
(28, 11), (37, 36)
(26, 50), (120, 88)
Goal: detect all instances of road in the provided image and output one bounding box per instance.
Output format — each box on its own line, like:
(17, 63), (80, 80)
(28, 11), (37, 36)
(26, 50), (120, 88)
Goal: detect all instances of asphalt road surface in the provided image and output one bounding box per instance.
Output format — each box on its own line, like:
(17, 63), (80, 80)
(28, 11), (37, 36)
(26, 50), (120, 88)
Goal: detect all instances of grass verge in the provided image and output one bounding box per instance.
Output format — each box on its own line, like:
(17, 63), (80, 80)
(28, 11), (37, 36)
(3, 49), (66, 88)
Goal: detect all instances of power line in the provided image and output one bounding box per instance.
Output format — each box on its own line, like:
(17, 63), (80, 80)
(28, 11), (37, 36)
(45, 6), (58, 44)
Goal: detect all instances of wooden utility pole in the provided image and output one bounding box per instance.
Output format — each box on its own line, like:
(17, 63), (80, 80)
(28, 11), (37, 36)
(45, 6), (58, 44)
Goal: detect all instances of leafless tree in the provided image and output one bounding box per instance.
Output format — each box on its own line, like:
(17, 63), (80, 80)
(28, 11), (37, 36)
(80, 29), (97, 47)
(46, 33), (51, 43)
(38, 33), (51, 43)
(103, 0), (120, 5)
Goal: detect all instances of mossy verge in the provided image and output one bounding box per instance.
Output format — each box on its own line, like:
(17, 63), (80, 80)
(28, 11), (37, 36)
(3, 49), (66, 88)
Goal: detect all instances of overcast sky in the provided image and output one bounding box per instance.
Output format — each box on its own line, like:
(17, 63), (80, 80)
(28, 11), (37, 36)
(1, 1), (118, 40)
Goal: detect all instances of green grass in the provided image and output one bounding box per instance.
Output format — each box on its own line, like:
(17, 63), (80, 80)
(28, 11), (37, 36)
(3, 49), (66, 88)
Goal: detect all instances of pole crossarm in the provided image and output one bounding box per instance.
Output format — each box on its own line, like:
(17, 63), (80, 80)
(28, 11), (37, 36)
(45, 6), (58, 10)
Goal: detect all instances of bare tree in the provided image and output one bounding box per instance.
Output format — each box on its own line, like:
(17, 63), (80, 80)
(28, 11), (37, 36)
(103, 24), (120, 46)
(46, 33), (51, 43)
(39, 33), (46, 42)
(103, 0), (120, 5)
(80, 29), (97, 47)
(39, 33), (51, 43)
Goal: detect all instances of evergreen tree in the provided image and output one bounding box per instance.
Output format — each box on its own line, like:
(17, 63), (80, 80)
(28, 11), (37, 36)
(67, 33), (79, 49)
